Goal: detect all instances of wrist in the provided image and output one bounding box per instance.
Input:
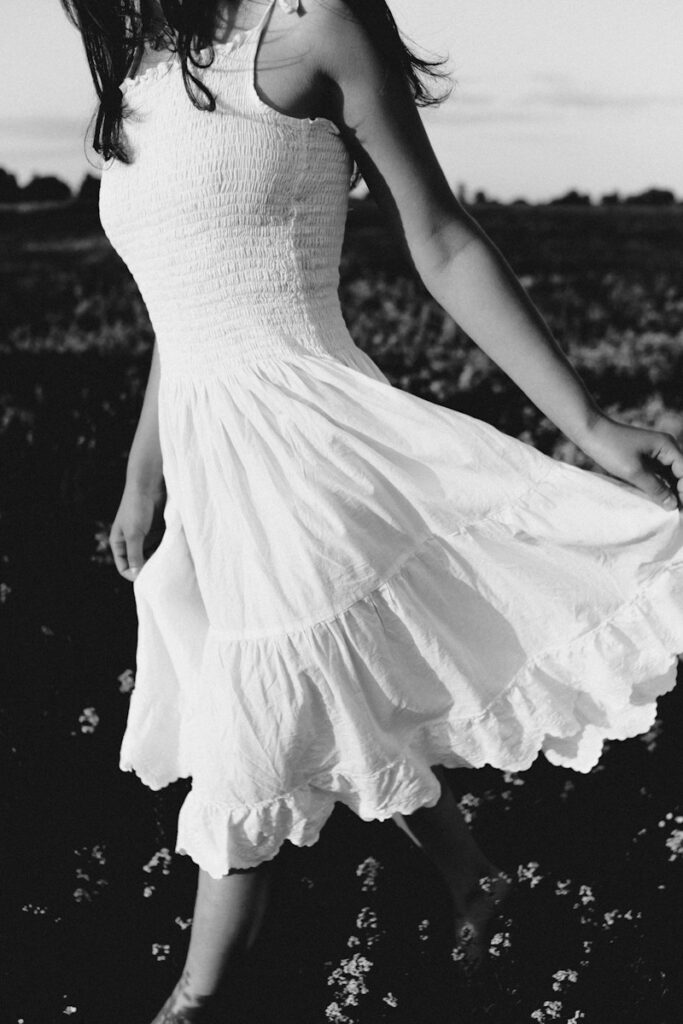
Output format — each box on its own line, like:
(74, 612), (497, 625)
(125, 464), (165, 498)
(561, 406), (612, 448)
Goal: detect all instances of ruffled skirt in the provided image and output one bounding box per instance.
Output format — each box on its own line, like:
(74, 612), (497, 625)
(120, 343), (683, 877)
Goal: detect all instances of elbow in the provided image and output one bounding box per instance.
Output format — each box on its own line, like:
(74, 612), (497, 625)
(411, 216), (483, 290)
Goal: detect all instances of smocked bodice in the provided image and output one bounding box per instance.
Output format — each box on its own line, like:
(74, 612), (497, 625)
(98, 5), (355, 376)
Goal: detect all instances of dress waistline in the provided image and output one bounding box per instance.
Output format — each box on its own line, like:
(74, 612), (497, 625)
(158, 332), (359, 378)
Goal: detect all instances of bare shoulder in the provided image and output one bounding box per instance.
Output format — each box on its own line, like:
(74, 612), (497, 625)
(292, 0), (468, 264)
(296, 0), (384, 77)
(259, 0), (389, 131)
(256, 0), (366, 71)
(299, 0), (363, 34)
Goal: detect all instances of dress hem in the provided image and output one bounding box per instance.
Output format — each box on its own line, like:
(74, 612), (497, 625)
(120, 555), (683, 877)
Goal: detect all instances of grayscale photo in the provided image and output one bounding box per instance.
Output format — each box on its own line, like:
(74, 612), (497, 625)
(2, 2), (683, 1022)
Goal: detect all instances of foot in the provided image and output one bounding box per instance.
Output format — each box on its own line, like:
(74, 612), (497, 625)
(148, 972), (217, 1024)
(451, 869), (512, 972)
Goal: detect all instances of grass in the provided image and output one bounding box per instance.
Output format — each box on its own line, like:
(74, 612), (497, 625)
(1, 197), (683, 1024)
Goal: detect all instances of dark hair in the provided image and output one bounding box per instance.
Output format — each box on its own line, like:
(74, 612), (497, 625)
(62, 0), (452, 181)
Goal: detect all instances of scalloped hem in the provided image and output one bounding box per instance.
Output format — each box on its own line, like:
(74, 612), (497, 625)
(175, 758), (444, 877)
(118, 452), (683, 877)
(134, 559), (683, 878)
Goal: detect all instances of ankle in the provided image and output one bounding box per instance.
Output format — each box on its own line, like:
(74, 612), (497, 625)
(170, 970), (219, 1010)
(450, 862), (504, 912)
(150, 985), (215, 1024)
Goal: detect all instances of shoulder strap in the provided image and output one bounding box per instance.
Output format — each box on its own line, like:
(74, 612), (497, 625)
(252, 0), (300, 46)
(276, 0), (301, 14)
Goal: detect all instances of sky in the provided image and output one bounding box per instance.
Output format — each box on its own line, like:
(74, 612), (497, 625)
(2, 0), (682, 202)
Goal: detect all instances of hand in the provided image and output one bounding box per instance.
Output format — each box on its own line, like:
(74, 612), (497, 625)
(575, 415), (683, 511)
(109, 480), (166, 582)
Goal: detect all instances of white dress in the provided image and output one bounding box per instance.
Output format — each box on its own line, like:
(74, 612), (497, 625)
(99, 0), (683, 878)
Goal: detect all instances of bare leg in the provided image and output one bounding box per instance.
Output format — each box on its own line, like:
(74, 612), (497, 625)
(393, 766), (511, 966)
(149, 860), (274, 1022)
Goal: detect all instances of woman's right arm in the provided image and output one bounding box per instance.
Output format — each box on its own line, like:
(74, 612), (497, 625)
(109, 340), (166, 581)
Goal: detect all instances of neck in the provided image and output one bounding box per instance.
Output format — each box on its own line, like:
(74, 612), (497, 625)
(137, 2), (266, 49)
(139, 0), (174, 48)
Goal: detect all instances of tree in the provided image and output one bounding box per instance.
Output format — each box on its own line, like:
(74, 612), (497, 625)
(78, 173), (101, 203)
(549, 189), (592, 207)
(600, 192), (621, 206)
(624, 188), (676, 206)
(455, 181), (469, 205)
(0, 168), (21, 203)
(473, 189), (500, 205)
(21, 175), (72, 202)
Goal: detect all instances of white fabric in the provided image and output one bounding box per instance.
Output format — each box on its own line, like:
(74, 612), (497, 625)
(99, 0), (683, 877)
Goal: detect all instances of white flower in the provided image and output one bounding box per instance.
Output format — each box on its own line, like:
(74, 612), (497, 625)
(355, 856), (382, 891)
(665, 828), (683, 862)
(552, 968), (578, 991)
(577, 884), (595, 905)
(543, 1001), (563, 1020)
(78, 707), (99, 734)
(517, 861), (543, 888)
(502, 771), (525, 786)
(639, 718), (663, 752)
(356, 907), (378, 930)
(457, 793), (480, 823)
(91, 844), (107, 864)
(324, 1003), (352, 1023)
(21, 903), (47, 915)
(143, 847), (172, 875)
(117, 668), (135, 694)
(489, 931), (511, 957)
(560, 780), (575, 801)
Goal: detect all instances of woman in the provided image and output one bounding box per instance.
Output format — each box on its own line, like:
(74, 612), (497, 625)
(62, 0), (683, 1019)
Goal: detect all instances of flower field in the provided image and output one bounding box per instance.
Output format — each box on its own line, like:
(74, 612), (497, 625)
(1, 198), (683, 1024)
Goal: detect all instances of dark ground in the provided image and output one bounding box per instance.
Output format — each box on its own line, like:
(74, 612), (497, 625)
(2, 198), (683, 1024)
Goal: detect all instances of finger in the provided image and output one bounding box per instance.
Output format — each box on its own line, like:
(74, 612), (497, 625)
(125, 531), (146, 581)
(109, 527), (131, 575)
(631, 468), (679, 510)
(650, 436), (683, 491)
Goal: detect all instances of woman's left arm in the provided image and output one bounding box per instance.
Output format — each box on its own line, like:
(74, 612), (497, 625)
(306, 0), (683, 509)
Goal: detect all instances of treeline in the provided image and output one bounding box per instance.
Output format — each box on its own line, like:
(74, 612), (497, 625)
(1, 165), (681, 208)
(460, 185), (682, 208)
(0, 169), (101, 204)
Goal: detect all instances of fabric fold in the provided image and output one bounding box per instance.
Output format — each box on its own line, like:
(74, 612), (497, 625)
(122, 494), (683, 876)
(100, 0), (683, 883)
